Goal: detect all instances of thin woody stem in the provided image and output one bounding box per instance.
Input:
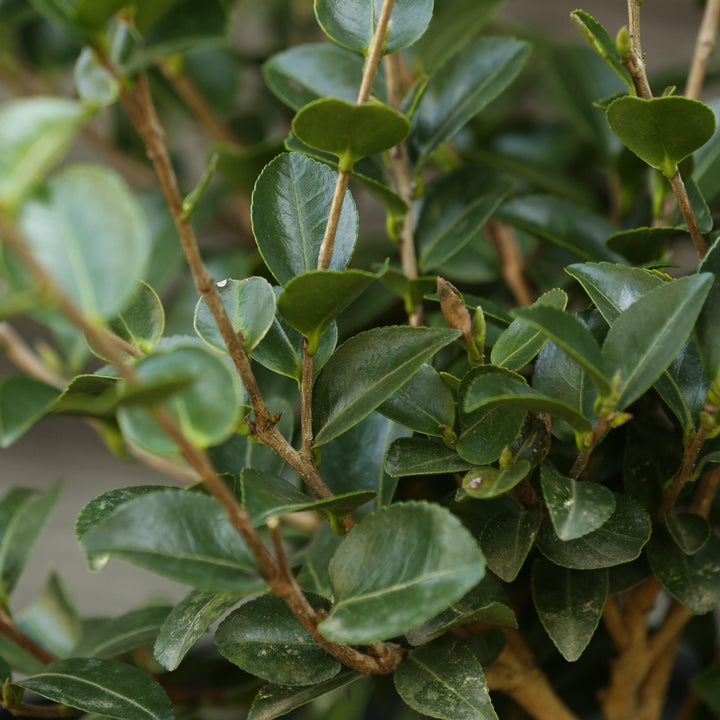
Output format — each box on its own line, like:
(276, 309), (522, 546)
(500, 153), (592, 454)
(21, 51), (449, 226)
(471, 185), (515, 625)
(300, 340), (315, 460)
(570, 416), (609, 479)
(686, 0), (720, 99)
(658, 427), (707, 518)
(0, 608), (56, 666)
(487, 221), (535, 307)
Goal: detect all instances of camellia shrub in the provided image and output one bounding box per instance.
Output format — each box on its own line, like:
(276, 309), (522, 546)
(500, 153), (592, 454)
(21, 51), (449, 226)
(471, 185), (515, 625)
(1, 0), (720, 718)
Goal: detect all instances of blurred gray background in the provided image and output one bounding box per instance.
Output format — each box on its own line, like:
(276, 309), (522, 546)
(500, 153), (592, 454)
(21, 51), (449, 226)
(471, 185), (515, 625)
(1, 0), (713, 618)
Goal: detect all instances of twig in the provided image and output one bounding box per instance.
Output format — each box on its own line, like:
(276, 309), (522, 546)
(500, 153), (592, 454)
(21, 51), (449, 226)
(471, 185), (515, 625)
(487, 221), (535, 307)
(645, 601), (691, 667)
(385, 52), (423, 326)
(0, 608), (56, 665)
(668, 173), (707, 259)
(689, 464), (720, 517)
(686, 0), (720, 99)
(0, 323), (65, 388)
(317, 171), (352, 271)
(658, 428), (707, 518)
(637, 632), (683, 720)
(570, 416), (609, 479)
(300, 340), (315, 460)
(603, 595), (629, 652)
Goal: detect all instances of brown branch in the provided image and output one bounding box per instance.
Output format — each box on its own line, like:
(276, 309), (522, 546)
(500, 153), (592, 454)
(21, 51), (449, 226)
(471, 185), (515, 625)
(668, 172), (707, 259)
(689, 464), (720, 517)
(570, 416), (609, 480)
(0, 323), (65, 388)
(686, 0), (720, 99)
(487, 221), (535, 307)
(0, 608), (56, 666)
(658, 428), (707, 518)
(300, 341), (315, 460)
(637, 632), (683, 720)
(645, 601), (691, 668)
(317, 171), (352, 271)
(603, 595), (629, 652)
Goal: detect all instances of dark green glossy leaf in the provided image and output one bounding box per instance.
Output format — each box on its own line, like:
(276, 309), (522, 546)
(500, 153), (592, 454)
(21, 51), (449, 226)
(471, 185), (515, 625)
(647, 528), (720, 614)
(315, 0), (433, 54)
(497, 195), (620, 262)
(194, 276), (275, 353)
(411, 36), (531, 168)
(155, 590), (240, 671)
(696, 236), (720, 381)
(0, 482), (60, 601)
(605, 227), (676, 265)
(395, 636), (498, 720)
(464, 367), (592, 433)
(607, 96), (716, 177)
(602, 274), (713, 410)
(540, 462), (615, 541)
(456, 366), (527, 465)
(241, 468), (374, 526)
(11, 658), (172, 720)
(691, 663), (720, 714)
(607, 556), (652, 594)
(278, 269), (377, 355)
(510, 306), (610, 395)
(18, 572), (80, 658)
(297, 524), (342, 599)
(81, 489), (265, 594)
(248, 671), (362, 720)
(416, 167), (513, 272)
(319, 502), (485, 644)
(480, 505), (542, 582)
(19, 165), (150, 319)
(263, 44), (383, 111)
(570, 10), (633, 90)
(314, 412), (410, 508)
(666, 513), (712, 555)
(313, 326), (460, 447)
(406, 576), (517, 646)
(385, 437), (474, 477)
(75, 605), (172, 659)
(252, 153), (358, 286)
(378, 364), (455, 437)
(491, 288), (567, 371)
(0, 376), (60, 447)
(117, 343), (243, 456)
(293, 98), (409, 171)
(216, 593), (340, 685)
(462, 461), (531, 500)
(531, 559), (607, 662)
(537, 494), (651, 569)
(0, 97), (85, 209)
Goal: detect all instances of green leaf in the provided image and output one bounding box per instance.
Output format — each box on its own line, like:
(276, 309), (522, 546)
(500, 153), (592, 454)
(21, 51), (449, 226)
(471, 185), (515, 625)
(531, 560), (608, 662)
(293, 98), (409, 171)
(666, 513), (712, 555)
(510, 306), (610, 395)
(406, 576), (517, 646)
(378, 364), (455, 437)
(11, 658), (172, 720)
(81, 489), (265, 594)
(570, 10), (634, 91)
(540, 462), (616, 541)
(602, 274), (713, 410)
(251, 153), (358, 286)
(394, 636), (499, 720)
(315, 0), (433, 54)
(240, 468), (375, 526)
(607, 96), (716, 177)
(74, 47), (119, 107)
(463, 372), (593, 433)
(74, 605), (172, 659)
(28, 0), (126, 32)
(216, 593), (340, 685)
(19, 165), (150, 319)
(312, 326), (460, 447)
(462, 460), (531, 499)
(86, 281), (165, 361)
(691, 663), (720, 715)
(411, 36), (531, 168)
(18, 572), (80, 658)
(117, 343), (243, 456)
(480, 505), (542, 582)
(537, 494), (651, 569)
(385, 437), (474, 477)
(696, 237), (720, 381)
(154, 590), (239, 671)
(194, 276), (275, 353)
(297, 524), (342, 599)
(0, 376), (60, 447)
(605, 226), (676, 265)
(647, 528), (720, 614)
(0, 97), (85, 209)
(278, 269), (378, 355)
(134, 0), (181, 33)
(497, 195), (620, 262)
(0, 656), (9, 684)
(0, 482), (60, 601)
(456, 366), (527, 465)
(248, 671), (362, 720)
(417, 167), (514, 272)
(694, 96), (720, 203)
(0, 635), (43, 675)
(318, 502), (485, 644)
(491, 287), (568, 371)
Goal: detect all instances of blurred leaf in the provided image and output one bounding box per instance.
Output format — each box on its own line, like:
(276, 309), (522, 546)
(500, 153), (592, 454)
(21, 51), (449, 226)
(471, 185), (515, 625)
(0, 376), (60, 447)
(607, 96), (716, 177)
(74, 47), (119, 107)
(215, 140), (284, 195)
(394, 635), (498, 720)
(696, 237), (720, 381)
(27, 0), (126, 33)
(666, 513), (711, 555)
(252, 153), (358, 286)
(155, 590), (239, 671)
(532, 559), (607, 662)
(694, 96), (720, 203)
(605, 227), (676, 265)
(385, 437), (474, 477)
(216, 593), (340, 685)
(480, 505), (542, 582)
(297, 523), (342, 599)
(411, 36), (531, 167)
(318, 502), (485, 644)
(691, 663), (720, 715)
(134, 0), (181, 33)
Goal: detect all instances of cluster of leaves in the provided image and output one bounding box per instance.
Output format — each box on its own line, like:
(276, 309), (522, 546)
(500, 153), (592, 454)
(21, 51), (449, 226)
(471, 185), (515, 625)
(0, 1), (719, 719)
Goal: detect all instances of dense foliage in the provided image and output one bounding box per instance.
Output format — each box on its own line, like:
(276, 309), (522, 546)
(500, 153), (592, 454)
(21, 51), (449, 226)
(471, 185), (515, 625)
(0, 1), (719, 719)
